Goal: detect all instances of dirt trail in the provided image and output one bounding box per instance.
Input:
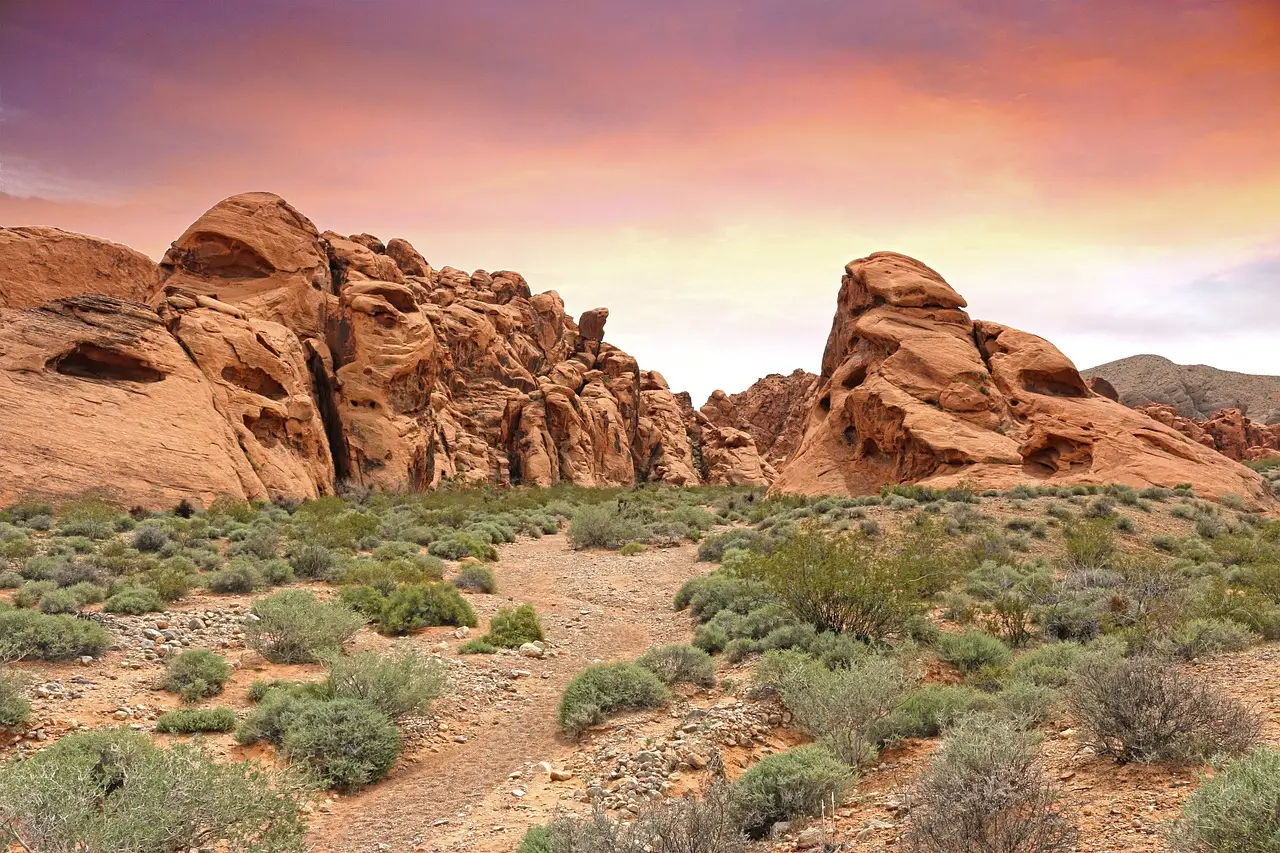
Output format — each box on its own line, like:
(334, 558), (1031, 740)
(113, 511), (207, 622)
(311, 534), (709, 853)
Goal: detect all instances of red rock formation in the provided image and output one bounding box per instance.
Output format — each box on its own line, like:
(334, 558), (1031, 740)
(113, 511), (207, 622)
(772, 252), (1273, 506)
(1085, 376), (1119, 402)
(0, 192), (774, 506)
(701, 369), (818, 468)
(0, 227), (160, 308)
(1136, 404), (1280, 462)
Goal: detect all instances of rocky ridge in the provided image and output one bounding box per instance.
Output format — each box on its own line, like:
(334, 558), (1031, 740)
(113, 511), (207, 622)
(1136, 405), (1280, 462)
(770, 252), (1274, 505)
(0, 193), (773, 508)
(1083, 354), (1280, 425)
(700, 369), (819, 469)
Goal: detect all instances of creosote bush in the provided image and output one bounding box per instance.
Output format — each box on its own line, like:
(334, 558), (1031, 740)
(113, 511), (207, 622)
(567, 504), (651, 550)
(936, 629), (1010, 674)
(280, 698), (401, 792)
(1069, 656), (1260, 763)
(0, 728), (307, 852)
(377, 582), (478, 634)
(154, 707), (237, 734)
(559, 663), (669, 737)
(1168, 747), (1280, 853)
(483, 603), (545, 648)
(245, 590), (364, 663)
(904, 716), (1077, 853)
(164, 649), (231, 703)
(731, 745), (852, 838)
(325, 650), (444, 720)
(103, 585), (166, 615)
(637, 644), (716, 687)
(452, 563), (497, 593)
(0, 609), (111, 662)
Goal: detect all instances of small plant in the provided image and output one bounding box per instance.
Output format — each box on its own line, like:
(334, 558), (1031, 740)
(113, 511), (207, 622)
(0, 669), (30, 727)
(567, 504), (650, 550)
(483, 604), (544, 648)
(280, 698), (401, 791)
(325, 650), (444, 719)
(876, 684), (996, 742)
(207, 562), (260, 594)
(103, 585), (166, 615)
(637, 644), (716, 687)
(1062, 519), (1116, 570)
(1069, 656), (1260, 763)
(452, 563), (497, 593)
(903, 716), (1077, 853)
(154, 707), (237, 733)
(1168, 747), (1280, 853)
(558, 663), (669, 737)
(288, 543), (337, 579)
(458, 638), (499, 654)
(377, 583), (478, 634)
(0, 609), (111, 661)
(245, 590), (364, 663)
(731, 745), (852, 837)
(1159, 618), (1254, 661)
(619, 541), (648, 556)
(936, 630), (1010, 674)
(164, 649), (231, 703)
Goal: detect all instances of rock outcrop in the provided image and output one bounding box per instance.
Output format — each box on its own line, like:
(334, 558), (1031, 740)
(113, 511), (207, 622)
(772, 252), (1273, 505)
(1084, 354), (1280, 425)
(0, 227), (160, 309)
(701, 369), (818, 468)
(1137, 404), (1280, 462)
(0, 192), (774, 507)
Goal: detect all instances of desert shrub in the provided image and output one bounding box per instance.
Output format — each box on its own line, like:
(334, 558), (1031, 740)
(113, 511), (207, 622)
(692, 603), (795, 654)
(697, 528), (762, 562)
(245, 590), (364, 663)
(1196, 515), (1226, 540)
(154, 707), (237, 734)
(567, 504), (650, 551)
(13, 579), (56, 608)
(1115, 515), (1137, 533)
(1069, 656), (1260, 763)
(1168, 747), (1280, 853)
(281, 698), (400, 791)
(903, 717), (1077, 853)
(132, 524), (170, 553)
(325, 650), (444, 719)
(1062, 519), (1116, 570)
(0, 728), (307, 852)
(235, 687), (326, 747)
(619, 541), (648, 556)
(674, 572), (770, 622)
(1004, 643), (1086, 688)
(936, 630), (1010, 674)
(339, 584), (387, 618)
(0, 609), (111, 661)
(452, 563), (497, 593)
(292, 502), (380, 549)
(36, 587), (83, 614)
(164, 649), (231, 703)
(998, 680), (1061, 727)
(458, 638), (499, 654)
(1159, 618), (1254, 661)
(0, 669), (30, 727)
(0, 571), (20, 589)
(483, 604), (544, 648)
(377, 583), (478, 634)
(558, 663), (669, 737)
(1152, 534), (1179, 553)
(55, 498), (121, 539)
(732, 745), (852, 837)
(637, 644), (716, 687)
(428, 533), (497, 562)
(143, 558), (197, 602)
(534, 785), (747, 853)
(103, 585), (166, 615)
(207, 561), (260, 594)
(739, 530), (926, 640)
(876, 684), (997, 742)
(288, 543), (337, 579)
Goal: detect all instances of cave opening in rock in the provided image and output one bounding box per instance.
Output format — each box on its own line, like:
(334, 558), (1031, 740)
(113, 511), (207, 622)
(48, 344), (164, 383)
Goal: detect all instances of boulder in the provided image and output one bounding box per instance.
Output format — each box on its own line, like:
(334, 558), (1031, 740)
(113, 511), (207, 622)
(0, 226), (160, 308)
(773, 252), (1274, 505)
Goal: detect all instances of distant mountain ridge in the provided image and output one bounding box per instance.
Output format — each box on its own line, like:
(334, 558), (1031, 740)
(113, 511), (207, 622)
(1083, 355), (1280, 425)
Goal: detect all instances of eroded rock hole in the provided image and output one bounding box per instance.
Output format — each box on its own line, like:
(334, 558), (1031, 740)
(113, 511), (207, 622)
(48, 344), (164, 383)
(1020, 370), (1088, 398)
(221, 366), (287, 400)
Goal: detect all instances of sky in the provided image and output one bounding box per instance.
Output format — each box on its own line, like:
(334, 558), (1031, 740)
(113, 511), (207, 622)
(1, 0), (1278, 402)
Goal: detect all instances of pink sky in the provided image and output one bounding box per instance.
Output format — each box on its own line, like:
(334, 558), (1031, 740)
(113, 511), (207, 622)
(2, 0), (1278, 400)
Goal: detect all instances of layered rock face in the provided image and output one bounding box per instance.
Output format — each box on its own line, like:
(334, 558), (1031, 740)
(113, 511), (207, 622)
(1137, 405), (1280, 462)
(772, 252), (1273, 505)
(0, 192), (773, 507)
(701, 369), (818, 468)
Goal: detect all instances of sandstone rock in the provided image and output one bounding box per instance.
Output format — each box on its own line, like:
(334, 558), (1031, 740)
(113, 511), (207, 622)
(160, 192), (333, 336)
(1137, 404), (1280, 462)
(701, 368), (818, 468)
(0, 297), (268, 507)
(325, 232), (404, 284)
(0, 226), (160, 309)
(773, 252), (1274, 505)
(1086, 375), (1119, 401)
(385, 237), (432, 278)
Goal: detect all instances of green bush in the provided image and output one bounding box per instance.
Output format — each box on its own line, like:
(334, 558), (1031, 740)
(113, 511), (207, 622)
(483, 604), (544, 648)
(288, 544), (337, 579)
(903, 716), (1077, 853)
(1062, 519), (1116, 570)
(281, 698), (401, 791)
(14, 579), (56, 608)
(245, 590), (364, 663)
(0, 609), (111, 661)
(339, 584), (386, 618)
(427, 533), (497, 562)
(36, 587), (83, 614)
(154, 707), (237, 734)
(325, 650), (444, 720)
(103, 585), (166, 615)
(0, 669), (30, 727)
(566, 504), (651, 551)
(1169, 747), (1280, 853)
(558, 663), (669, 737)
(697, 529), (762, 562)
(458, 638), (499, 654)
(452, 563), (497, 593)
(674, 572), (770, 622)
(731, 745), (852, 838)
(132, 525), (171, 553)
(637, 644), (716, 687)
(936, 630), (1011, 674)
(619, 541), (648, 556)
(0, 728), (307, 852)
(740, 530), (940, 640)
(377, 583), (478, 635)
(164, 649), (231, 703)
(207, 562), (260, 594)
(776, 653), (912, 766)
(1159, 618), (1254, 661)
(876, 684), (996, 742)
(143, 559), (197, 602)
(235, 686), (328, 747)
